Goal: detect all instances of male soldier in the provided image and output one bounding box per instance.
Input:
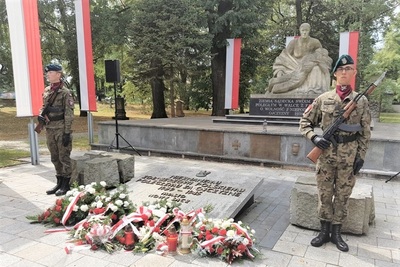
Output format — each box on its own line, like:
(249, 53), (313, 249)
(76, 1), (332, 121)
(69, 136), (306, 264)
(299, 54), (371, 252)
(38, 64), (74, 196)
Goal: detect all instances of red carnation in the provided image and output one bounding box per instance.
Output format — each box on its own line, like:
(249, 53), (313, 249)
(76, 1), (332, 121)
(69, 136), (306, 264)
(83, 222), (90, 229)
(53, 217), (61, 224)
(237, 244), (246, 253)
(111, 214), (118, 220)
(91, 244), (98, 250)
(217, 247), (224, 255)
(198, 233), (204, 240)
(56, 199), (63, 206)
(199, 225), (206, 231)
(44, 210), (51, 218)
(205, 230), (210, 235)
(218, 229), (227, 236)
(211, 227), (219, 234)
(154, 227), (160, 233)
(206, 234), (213, 240)
(55, 205), (62, 212)
(148, 220), (155, 227)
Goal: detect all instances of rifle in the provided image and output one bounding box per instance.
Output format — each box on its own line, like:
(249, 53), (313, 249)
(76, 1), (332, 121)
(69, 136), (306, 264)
(307, 71), (386, 163)
(385, 171), (400, 183)
(34, 85), (62, 134)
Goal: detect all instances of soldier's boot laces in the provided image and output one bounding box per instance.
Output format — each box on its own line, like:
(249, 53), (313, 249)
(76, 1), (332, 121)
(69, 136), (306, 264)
(46, 175), (63, 195)
(55, 177), (71, 196)
(331, 224), (349, 252)
(311, 220), (331, 247)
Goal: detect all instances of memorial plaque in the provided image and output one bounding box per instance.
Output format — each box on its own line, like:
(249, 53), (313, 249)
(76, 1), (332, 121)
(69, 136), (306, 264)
(250, 97), (313, 116)
(127, 157), (263, 219)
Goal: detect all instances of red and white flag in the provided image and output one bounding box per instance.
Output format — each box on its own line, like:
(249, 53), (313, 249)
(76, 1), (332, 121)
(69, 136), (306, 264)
(225, 38), (241, 110)
(6, 0), (44, 117)
(339, 31), (359, 89)
(75, 0), (97, 112)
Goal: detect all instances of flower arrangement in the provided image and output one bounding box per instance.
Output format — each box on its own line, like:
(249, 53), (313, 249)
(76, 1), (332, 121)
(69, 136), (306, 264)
(27, 181), (259, 264)
(191, 218), (259, 265)
(27, 182), (135, 227)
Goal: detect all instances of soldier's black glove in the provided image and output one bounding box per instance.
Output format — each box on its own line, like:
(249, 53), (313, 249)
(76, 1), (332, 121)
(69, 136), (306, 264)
(311, 135), (331, 150)
(353, 158), (364, 175)
(62, 133), (71, 147)
(38, 115), (47, 125)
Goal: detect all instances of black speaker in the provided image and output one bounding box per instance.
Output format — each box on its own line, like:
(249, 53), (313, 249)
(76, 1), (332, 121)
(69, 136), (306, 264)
(105, 59), (121, 83)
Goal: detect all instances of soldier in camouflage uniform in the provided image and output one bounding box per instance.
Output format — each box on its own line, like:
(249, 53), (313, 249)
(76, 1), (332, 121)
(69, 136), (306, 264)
(299, 55), (371, 252)
(38, 64), (74, 196)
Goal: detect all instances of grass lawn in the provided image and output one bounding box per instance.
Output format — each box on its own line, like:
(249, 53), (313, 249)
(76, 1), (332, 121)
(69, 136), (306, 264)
(0, 149), (30, 168)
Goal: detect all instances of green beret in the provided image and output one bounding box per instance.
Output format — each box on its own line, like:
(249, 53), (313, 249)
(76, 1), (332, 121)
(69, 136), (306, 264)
(332, 54), (354, 73)
(45, 64), (62, 72)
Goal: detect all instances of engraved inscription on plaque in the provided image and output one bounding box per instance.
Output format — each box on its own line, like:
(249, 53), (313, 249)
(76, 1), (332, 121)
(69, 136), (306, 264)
(136, 175), (246, 204)
(250, 98), (313, 116)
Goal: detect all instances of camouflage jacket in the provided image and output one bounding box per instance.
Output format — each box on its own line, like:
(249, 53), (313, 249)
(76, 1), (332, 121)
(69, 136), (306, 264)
(40, 83), (74, 134)
(299, 89), (371, 160)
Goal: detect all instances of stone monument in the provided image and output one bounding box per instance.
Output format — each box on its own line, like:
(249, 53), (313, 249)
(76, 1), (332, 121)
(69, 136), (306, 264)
(250, 23), (333, 117)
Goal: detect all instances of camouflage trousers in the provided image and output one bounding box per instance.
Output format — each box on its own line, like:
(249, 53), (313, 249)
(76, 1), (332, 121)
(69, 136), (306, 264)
(45, 128), (72, 177)
(315, 141), (357, 224)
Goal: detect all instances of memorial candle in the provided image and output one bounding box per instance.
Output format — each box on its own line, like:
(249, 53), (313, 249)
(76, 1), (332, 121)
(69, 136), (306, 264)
(167, 226), (178, 255)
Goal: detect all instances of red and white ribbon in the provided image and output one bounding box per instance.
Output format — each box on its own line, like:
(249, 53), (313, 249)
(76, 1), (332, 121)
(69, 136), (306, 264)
(232, 223), (252, 246)
(62, 192), (85, 226)
(200, 236), (225, 248)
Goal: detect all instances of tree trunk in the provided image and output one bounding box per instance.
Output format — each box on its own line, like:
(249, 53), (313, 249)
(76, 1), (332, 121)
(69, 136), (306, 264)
(150, 59), (168, 119)
(208, 0), (233, 116)
(296, 0), (302, 29)
(211, 46), (227, 116)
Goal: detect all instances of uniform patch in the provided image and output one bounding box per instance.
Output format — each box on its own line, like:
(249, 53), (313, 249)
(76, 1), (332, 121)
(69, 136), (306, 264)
(68, 95), (74, 107)
(303, 104), (313, 115)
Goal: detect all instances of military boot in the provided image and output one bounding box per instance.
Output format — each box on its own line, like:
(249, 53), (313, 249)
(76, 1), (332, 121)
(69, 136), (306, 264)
(55, 177), (71, 196)
(311, 220), (331, 247)
(331, 224), (349, 252)
(46, 175), (63, 195)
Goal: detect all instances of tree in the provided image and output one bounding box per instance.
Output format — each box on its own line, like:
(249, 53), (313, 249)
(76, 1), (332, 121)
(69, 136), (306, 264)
(126, 0), (210, 118)
(204, 0), (272, 116)
(0, 1), (13, 92)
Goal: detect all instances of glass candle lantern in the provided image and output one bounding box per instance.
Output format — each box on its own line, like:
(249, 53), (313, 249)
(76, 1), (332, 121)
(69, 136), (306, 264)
(167, 226), (178, 255)
(124, 226), (135, 251)
(179, 217), (192, 254)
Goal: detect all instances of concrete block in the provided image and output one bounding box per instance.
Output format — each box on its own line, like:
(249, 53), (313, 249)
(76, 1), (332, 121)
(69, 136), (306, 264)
(103, 152), (135, 183)
(290, 176), (375, 235)
(70, 155), (91, 185)
(83, 157), (120, 188)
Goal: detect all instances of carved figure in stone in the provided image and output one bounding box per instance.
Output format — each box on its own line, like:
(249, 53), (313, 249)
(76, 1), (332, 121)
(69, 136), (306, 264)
(266, 23), (333, 95)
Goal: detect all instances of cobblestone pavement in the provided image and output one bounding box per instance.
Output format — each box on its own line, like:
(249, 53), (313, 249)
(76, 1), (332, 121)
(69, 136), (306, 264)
(0, 150), (399, 267)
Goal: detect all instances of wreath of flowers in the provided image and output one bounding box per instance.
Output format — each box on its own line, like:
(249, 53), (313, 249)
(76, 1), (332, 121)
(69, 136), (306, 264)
(191, 218), (259, 264)
(27, 181), (259, 264)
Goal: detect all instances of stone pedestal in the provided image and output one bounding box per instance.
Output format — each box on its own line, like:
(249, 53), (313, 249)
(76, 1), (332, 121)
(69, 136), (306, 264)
(290, 175), (375, 235)
(112, 97), (129, 120)
(175, 100), (185, 117)
(84, 157), (120, 187)
(70, 151), (135, 187)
